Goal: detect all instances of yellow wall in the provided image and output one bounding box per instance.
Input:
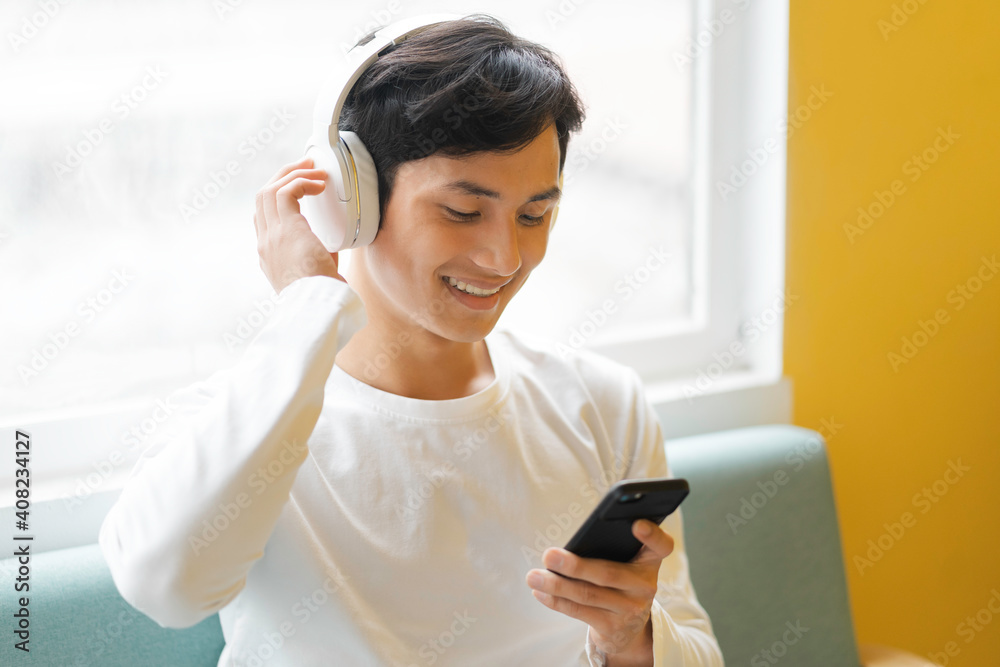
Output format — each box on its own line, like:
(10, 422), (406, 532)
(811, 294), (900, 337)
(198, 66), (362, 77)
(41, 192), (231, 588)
(785, 1), (1000, 663)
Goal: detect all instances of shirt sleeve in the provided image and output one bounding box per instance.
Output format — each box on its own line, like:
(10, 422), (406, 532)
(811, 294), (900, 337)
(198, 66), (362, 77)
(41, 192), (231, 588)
(581, 368), (725, 667)
(98, 275), (366, 629)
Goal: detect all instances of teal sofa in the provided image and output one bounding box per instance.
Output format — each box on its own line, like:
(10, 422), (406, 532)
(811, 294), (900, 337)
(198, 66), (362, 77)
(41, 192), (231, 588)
(0, 425), (931, 666)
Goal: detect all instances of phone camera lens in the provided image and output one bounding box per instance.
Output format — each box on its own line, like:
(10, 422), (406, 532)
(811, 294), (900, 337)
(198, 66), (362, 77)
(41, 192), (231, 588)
(619, 492), (643, 503)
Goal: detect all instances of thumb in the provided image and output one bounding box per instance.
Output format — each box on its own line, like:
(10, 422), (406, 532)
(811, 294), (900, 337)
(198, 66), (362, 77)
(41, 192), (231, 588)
(628, 519), (674, 564)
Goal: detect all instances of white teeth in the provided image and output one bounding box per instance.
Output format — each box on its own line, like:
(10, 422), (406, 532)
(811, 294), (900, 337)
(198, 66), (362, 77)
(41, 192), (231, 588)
(445, 276), (501, 296)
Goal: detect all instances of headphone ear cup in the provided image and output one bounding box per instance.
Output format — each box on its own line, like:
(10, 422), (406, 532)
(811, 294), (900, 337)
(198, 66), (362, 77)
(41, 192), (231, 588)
(301, 139), (351, 253)
(339, 131), (380, 249)
(300, 131), (380, 252)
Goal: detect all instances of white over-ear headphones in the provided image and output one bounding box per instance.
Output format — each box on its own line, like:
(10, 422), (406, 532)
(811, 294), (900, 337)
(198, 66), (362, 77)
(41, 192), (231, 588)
(299, 13), (562, 253)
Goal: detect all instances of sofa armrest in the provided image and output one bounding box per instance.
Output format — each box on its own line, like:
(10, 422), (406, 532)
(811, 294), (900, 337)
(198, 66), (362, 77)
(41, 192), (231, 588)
(665, 425), (860, 664)
(0, 543), (224, 666)
(859, 643), (938, 667)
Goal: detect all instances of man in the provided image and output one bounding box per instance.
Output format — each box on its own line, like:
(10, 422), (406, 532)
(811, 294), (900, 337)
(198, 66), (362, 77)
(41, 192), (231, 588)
(100, 14), (723, 666)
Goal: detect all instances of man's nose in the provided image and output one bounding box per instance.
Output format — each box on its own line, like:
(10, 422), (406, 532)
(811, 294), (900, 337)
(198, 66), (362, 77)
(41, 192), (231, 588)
(478, 215), (522, 277)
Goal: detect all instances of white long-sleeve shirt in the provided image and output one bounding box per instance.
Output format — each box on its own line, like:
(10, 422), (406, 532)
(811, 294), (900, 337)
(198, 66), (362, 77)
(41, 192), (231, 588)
(98, 274), (723, 667)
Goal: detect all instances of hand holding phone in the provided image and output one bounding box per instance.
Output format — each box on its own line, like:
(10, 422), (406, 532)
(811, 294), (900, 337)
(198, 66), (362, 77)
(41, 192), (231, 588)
(562, 477), (689, 563)
(526, 476), (688, 654)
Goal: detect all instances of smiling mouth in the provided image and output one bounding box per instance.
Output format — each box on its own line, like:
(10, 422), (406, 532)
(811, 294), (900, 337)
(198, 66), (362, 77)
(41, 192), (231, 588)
(441, 275), (506, 297)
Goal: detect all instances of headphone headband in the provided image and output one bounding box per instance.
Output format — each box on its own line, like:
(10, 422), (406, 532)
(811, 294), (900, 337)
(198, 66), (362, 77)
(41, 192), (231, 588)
(312, 13), (464, 135)
(299, 13), (563, 254)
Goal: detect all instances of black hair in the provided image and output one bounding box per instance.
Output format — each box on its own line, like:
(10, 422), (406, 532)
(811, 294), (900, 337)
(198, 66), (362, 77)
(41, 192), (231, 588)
(339, 13), (587, 224)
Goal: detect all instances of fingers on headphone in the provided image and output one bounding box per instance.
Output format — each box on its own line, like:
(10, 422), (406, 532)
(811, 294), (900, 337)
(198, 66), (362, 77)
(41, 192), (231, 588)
(255, 177), (325, 243)
(257, 168), (323, 220)
(270, 166), (326, 189)
(276, 169), (329, 196)
(275, 177), (327, 219)
(268, 155), (315, 184)
(276, 174), (327, 200)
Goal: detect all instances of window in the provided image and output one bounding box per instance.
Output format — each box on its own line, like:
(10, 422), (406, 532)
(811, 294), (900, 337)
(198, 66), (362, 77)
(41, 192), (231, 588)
(0, 0), (789, 516)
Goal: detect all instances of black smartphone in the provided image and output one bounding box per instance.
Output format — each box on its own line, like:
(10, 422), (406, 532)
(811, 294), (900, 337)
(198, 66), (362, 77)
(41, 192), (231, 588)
(562, 477), (689, 563)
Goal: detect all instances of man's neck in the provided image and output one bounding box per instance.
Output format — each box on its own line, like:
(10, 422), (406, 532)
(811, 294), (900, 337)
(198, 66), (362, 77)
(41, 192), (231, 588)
(335, 326), (495, 400)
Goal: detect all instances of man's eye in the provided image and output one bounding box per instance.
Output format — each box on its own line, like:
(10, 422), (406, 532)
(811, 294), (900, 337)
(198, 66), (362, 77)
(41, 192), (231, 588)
(444, 207), (479, 221)
(442, 206), (545, 225)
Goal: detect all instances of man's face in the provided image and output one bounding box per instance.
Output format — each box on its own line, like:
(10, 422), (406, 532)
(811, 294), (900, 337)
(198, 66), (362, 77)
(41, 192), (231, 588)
(347, 122), (561, 344)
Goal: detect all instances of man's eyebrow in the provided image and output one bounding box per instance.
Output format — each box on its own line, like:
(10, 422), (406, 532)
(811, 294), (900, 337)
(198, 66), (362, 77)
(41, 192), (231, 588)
(441, 179), (562, 204)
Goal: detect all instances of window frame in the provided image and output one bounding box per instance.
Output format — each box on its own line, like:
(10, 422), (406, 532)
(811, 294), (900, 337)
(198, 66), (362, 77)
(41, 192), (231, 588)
(592, 0), (790, 398)
(0, 0), (792, 550)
